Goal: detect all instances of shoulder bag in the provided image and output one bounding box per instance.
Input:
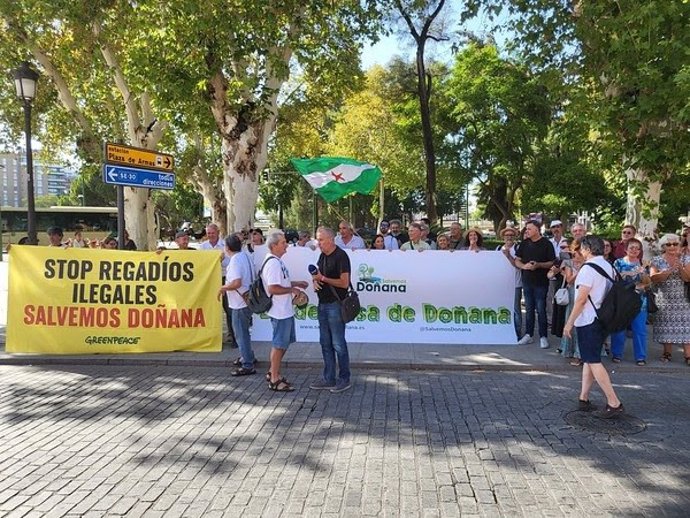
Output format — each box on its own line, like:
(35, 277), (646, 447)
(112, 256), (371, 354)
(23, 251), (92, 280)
(328, 282), (361, 323)
(554, 275), (570, 306)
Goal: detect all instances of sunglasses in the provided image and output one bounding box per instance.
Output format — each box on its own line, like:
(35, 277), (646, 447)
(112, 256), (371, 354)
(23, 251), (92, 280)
(666, 243), (680, 247)
(622, 230), (633, 235)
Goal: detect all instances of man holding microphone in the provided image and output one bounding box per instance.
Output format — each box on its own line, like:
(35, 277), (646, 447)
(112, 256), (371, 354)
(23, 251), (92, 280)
(309, 227), (353, 393)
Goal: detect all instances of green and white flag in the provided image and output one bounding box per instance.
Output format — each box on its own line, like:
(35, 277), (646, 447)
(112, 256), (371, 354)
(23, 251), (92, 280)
(291, 156), (382, 203)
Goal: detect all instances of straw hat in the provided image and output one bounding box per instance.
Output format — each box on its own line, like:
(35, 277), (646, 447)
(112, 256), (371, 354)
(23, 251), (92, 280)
(292, 290), (309, 308)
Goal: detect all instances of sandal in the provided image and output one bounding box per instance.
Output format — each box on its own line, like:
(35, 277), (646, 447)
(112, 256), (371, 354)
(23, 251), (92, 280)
(636, 360), (646, 366)
(569, 358), (583, 367)
(660, 352), (672, 363)
(231, 367), (256, 377)
(265, 371), (271, 382)
(611, 357), (622, 364)
(268, 377), (294, 392)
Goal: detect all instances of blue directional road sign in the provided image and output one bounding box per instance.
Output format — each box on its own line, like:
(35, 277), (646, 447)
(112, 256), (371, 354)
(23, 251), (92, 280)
(103, 164), (175, 190)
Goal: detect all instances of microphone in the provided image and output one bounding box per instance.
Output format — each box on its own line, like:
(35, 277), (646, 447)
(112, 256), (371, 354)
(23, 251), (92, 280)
(308, 264), (319, 276)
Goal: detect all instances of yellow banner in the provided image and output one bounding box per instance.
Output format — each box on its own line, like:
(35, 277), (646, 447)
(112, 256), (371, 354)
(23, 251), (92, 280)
(7, 247), (222, 354)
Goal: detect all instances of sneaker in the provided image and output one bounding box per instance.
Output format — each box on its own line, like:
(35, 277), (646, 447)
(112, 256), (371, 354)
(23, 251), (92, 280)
(231, 367), (256, 377)
(539, 337), (550, 349)
(577, 399), (597, 412)
(593, 403), (624, 419)
(517, 334), (534, 345)
(233, 357), (258, 367)
(309, 380), (336, 390)
(330, 380), (352, 393)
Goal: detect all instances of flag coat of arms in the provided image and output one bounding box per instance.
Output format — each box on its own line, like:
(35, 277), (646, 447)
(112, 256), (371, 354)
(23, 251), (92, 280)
(291, 157), (382, 203)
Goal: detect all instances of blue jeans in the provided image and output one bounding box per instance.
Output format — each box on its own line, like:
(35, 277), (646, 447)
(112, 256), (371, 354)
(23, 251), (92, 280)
(232, 307), (254, 369)
(611, 308), (648, 361)
(514, 287), (523, 339)
(523, 283), (548, 338)
(270, 317), (296, 350)
(318, 302), (350, 384)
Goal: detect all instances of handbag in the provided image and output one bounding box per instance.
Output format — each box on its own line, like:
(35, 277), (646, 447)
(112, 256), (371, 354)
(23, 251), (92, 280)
(646, 289), (658, 314)
(554, 276), (569, 306)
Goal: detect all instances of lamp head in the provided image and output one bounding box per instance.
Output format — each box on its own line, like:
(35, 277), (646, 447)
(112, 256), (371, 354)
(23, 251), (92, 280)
(13, 61), (39, 101)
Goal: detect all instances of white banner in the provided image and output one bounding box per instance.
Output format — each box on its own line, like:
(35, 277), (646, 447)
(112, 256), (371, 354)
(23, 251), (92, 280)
(250, 246), (517, 345)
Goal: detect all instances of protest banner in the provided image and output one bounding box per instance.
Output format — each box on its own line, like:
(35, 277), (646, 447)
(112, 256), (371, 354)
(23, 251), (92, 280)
(251, 246), (517, 345)
(7, 247), (222, 354)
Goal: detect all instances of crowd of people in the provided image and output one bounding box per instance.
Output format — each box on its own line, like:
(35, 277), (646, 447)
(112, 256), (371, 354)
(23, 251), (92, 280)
(41, 226), (138, 250)
(23, 215), (690, 413)
(217, 226), (352, 395)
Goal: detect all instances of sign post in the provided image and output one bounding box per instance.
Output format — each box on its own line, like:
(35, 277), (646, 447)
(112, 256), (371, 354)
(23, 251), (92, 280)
(103, 142), (176, 250)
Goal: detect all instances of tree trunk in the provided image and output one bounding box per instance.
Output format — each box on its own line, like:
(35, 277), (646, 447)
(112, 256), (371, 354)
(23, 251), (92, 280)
(625, 167), (661, 254)
(208, 67), (278, 233)
(220, 131), (262, 232)
(416, 48), (438, 224)
(192, 163), (226, 236)
(123, 187), (156, 251)
(378, 177), (385, 228)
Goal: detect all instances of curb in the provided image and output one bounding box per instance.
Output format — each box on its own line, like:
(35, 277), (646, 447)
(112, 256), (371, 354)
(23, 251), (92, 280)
(0, 355), (686, 374)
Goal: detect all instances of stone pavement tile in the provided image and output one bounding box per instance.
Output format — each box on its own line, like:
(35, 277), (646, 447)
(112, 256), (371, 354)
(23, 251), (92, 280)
(4, 507), (36, 518)
(0, 494), (31, 513)
(123, 501), (153, 518)
(1, 366), (690, 517)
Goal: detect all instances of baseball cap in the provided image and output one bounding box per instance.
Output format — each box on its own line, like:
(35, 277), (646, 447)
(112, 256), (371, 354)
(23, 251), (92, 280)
(549, 220), (563, 228)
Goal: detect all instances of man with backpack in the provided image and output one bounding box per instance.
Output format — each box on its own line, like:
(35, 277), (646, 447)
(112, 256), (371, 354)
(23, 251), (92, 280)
(563, 236), (625, 419)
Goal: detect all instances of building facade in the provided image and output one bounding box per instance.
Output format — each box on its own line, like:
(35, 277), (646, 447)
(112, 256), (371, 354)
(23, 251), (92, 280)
(0, 153), (75, 207)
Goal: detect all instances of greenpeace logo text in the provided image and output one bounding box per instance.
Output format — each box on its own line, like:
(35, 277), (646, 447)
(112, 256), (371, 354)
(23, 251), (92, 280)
(85, 336), (142, 345)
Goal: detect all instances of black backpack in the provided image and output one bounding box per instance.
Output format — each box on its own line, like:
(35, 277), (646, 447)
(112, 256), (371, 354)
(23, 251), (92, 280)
(245, 256), (277, 314)
(583, 262), (642, 333)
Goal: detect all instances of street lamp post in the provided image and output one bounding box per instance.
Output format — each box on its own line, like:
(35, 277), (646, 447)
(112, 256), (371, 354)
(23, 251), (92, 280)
(13, 61), (39, 245)
(0, 164), (4, 260)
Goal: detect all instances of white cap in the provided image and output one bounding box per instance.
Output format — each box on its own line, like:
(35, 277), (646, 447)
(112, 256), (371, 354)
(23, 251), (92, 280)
(549, 220), (563, 227)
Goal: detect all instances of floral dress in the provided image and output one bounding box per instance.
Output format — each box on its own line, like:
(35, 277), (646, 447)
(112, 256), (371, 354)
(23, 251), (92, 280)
(651, 254), (690, 344)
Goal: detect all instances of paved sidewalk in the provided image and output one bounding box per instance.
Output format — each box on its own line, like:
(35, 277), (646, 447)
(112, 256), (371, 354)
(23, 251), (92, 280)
(1, 364), (689, 517)
(1, 336), (689, 374)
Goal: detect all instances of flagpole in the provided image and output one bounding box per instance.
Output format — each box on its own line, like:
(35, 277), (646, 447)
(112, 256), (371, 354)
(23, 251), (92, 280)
(312, 191), (318, 235)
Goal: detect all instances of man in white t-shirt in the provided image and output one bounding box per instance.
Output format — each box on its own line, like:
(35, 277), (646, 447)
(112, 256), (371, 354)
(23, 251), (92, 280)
(564, 236), (624, 419)
(262, 230), (309, 392)
(201, 223), (234, 346)
(218, 234), (256, 376)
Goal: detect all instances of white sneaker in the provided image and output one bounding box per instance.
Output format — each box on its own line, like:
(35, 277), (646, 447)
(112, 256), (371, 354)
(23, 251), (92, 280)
(517, 334), (534, 345)
(540, 337), (550, 349)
